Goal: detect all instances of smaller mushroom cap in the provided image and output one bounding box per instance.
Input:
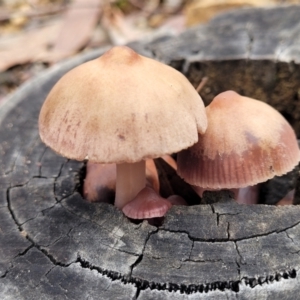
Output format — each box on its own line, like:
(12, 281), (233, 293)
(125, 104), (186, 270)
(177, 90), (300, 189)
(122, 187), (172, 219)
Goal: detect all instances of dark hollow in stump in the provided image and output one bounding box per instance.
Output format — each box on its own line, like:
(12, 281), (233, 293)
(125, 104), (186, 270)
(1, 6), (300, 300)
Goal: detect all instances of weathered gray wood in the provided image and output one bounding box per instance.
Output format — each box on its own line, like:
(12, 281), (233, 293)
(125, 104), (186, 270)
(1, 5), (300, 300)
(0, 248), (137, 300)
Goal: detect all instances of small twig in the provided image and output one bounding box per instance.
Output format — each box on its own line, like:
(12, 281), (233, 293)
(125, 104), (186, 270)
(196, 77), (209, 93)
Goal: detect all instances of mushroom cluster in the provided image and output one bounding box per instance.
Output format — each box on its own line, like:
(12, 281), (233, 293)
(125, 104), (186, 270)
(39, 46), (207, 219)
(39, 46), (300, 222)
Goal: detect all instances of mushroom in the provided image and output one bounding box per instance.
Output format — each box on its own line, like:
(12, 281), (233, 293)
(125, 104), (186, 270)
(177, 90), (300, 204)
(83, 159), (160, 203)
(122, 187), (188, 222)
(122, 186), (172, 219)
(39, 46), (207, 209)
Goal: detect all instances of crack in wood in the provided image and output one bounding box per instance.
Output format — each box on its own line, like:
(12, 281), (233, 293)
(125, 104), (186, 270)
(6, 185), (28, 231)
(285, 231), (296, 244)
(245, 22), (254, 60)
(227, 222), (230, 240)
(5, 175), (300, 296)
(130, 228), (158, 276)
(53, 161), (66, 202)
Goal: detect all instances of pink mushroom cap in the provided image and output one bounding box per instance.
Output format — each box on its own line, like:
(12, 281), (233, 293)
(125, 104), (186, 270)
(177, 90), (300, 189)
(122, 187), (172, 219)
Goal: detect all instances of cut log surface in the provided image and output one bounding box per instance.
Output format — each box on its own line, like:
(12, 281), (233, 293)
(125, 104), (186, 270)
(1, 5), (300, 299)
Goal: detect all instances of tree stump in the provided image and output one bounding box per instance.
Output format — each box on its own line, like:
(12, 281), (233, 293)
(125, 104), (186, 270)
(1, 5), (300, 299)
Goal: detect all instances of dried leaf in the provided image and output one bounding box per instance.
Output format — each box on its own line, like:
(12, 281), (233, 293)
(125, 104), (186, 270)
(48, 0), (102, 62)
(0, 20), (62, 72)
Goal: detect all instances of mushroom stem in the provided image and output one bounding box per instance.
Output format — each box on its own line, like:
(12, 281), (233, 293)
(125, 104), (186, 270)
(115, 161), (146, 209)
(234, 185), (259, 205)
